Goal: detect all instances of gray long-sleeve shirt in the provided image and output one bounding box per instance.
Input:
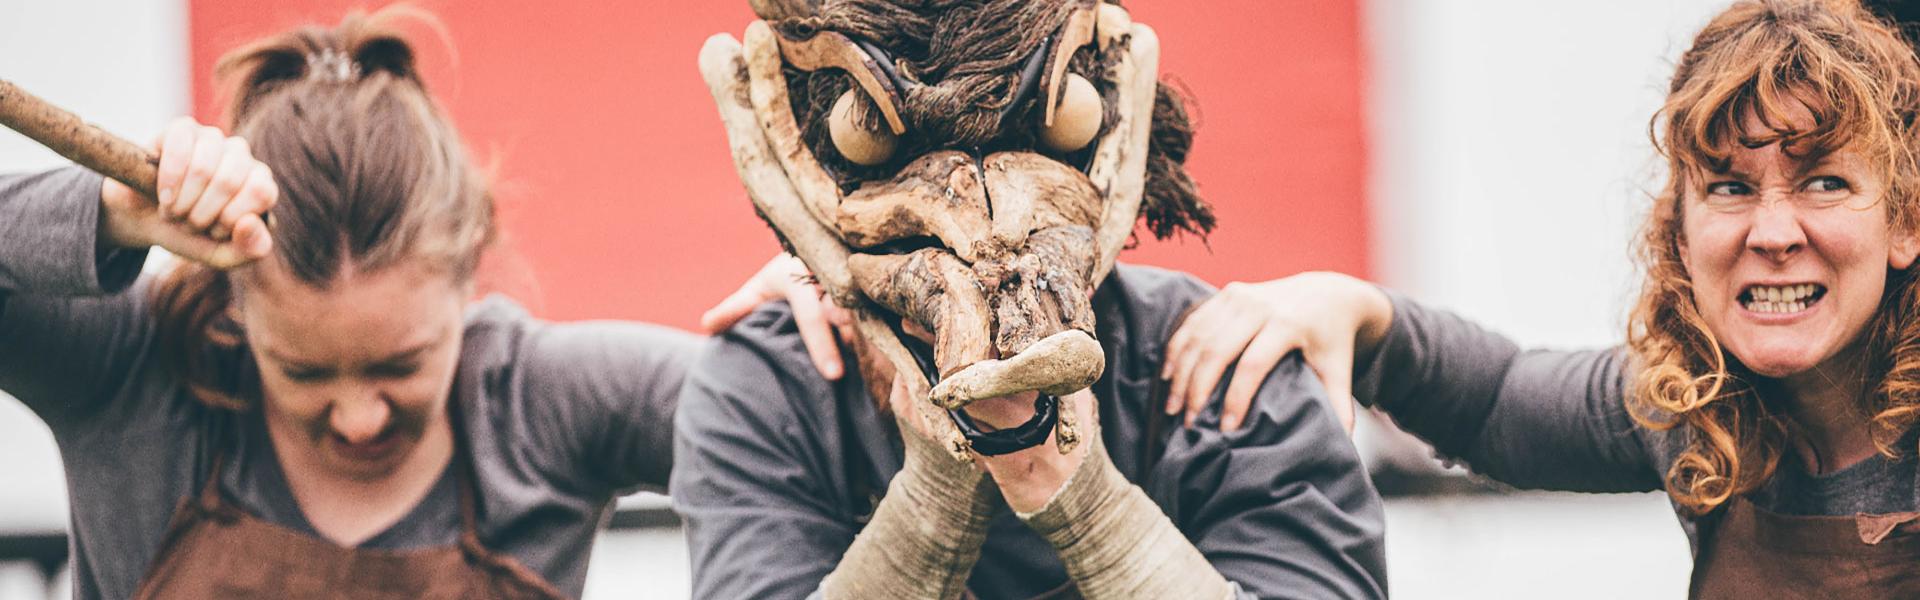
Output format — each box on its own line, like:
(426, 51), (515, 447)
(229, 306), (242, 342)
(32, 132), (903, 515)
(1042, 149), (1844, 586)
(1352, 292), (1920, 550)
(671, 264), (1389, 600)
(0, 167), (700, 599)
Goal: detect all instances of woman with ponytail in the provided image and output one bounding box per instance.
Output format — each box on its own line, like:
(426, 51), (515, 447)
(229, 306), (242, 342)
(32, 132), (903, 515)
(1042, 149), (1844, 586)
(0, 8), (823, 599)
(1157, 0), (1920, 597)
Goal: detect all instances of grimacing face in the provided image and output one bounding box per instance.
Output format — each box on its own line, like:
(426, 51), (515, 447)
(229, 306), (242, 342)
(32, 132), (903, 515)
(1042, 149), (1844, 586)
(237, 259), (467, 481)
(1680, 103), (1920, 381)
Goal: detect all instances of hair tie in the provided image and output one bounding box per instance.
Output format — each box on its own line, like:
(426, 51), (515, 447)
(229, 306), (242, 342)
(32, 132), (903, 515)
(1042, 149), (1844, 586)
(306, 48), (359, 82)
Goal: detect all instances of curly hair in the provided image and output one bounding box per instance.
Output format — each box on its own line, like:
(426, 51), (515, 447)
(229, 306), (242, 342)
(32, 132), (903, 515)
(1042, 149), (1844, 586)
(1630, 0), (1920, 514)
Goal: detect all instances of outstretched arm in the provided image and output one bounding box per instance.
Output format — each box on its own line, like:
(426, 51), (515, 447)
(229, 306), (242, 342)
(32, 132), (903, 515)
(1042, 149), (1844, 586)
(1163, 272), (1662, 492)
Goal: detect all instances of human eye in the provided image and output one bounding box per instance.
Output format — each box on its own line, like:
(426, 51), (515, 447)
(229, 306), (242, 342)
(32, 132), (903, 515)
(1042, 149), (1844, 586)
(366, 362), (421, 380)
(1802, 176), (1850, 193)
(281, 366), (335, 383)
(1705, 181), (1753, 196)
(1797, 175), (1854, 207)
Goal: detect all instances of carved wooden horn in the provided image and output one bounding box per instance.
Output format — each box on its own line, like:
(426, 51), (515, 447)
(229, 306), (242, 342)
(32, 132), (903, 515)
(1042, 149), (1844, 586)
(749, 0), (817, 21)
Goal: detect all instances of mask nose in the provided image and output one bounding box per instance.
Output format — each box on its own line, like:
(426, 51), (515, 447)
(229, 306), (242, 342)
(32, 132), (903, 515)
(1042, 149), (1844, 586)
(329, 391), (392, 444)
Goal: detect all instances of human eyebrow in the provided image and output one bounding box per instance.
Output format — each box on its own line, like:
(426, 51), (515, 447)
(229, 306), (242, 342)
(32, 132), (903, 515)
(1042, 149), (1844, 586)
(261, 346), (326, 370)
(1793, 154), (1848, 179)
(370, 340), (436, 366)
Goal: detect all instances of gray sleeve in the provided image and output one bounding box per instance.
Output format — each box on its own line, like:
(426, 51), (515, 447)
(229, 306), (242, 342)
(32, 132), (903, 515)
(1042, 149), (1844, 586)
(1350, 291), (1663, 492)
(1156, 355), (1389, 600)
(0, 166), (155, 427)
(512, 318), (702, 494)
(670, 329), (857, 600)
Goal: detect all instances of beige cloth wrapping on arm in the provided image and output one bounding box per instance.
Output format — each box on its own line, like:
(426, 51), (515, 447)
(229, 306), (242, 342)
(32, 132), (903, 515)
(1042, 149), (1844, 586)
(820, 418), (997, 600)
(1019, 428), (1236, 600)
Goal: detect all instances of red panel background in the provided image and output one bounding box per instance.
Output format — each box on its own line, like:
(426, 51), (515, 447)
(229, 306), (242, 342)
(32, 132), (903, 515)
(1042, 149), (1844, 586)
(189, 1), (1368, 327)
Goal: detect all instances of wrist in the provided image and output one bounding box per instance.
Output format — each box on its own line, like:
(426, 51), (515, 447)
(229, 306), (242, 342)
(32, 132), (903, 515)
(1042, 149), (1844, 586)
(96, 178), (152, 251)
(1351, 281), (1393, 357)
(975, 390), (1094, 512)
(979, 436), (1083, 513)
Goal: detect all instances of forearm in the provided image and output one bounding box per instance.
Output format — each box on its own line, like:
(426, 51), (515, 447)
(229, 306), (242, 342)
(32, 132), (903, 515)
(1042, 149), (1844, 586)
(1350, 292), (1658, 491)
(1019, 434), (1235, 600)
(0, 166), (144, 296)
(1349, 290), (1517, 445)
(819, 419), (996, 600)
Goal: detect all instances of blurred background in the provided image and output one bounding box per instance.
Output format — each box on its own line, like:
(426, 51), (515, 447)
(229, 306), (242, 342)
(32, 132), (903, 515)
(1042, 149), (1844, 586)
(0, 0), (1741, 597)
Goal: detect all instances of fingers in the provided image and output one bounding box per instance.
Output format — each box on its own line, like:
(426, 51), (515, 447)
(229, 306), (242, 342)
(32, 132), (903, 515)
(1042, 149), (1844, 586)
(229, 213), (274, 261)
(212, 163), (278, 241)
(788, 285), (845, 380)
(822, 298), (855, 338)
(1161, 294), (1222, 415)
(1306, 345), (1359, 434)
(168, 125), (229, 220)
(153, 117), (199, 210)
(191, 138), (258, 234)
(886, 374), (916, 426)
(1167, 291), (1258, 427)
(1217, 326), (1299, 432)
(699, 280), (769, 334)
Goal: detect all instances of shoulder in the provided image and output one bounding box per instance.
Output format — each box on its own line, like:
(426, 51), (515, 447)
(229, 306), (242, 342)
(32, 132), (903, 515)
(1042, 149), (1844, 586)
(674, 300), (843, 444)
(1098, 263), (1216, 363)
(458, 294), (702, 382)
(1107, 263), (1216, 314)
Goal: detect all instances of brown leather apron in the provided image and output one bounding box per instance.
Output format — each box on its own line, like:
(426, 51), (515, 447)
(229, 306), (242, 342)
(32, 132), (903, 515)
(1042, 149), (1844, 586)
(129, 448), (568, 599)
(1690, 496), (1920, 599)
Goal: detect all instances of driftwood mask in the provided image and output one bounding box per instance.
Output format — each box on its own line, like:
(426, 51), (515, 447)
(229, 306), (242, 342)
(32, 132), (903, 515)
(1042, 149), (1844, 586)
(700, 0), (1203, 460)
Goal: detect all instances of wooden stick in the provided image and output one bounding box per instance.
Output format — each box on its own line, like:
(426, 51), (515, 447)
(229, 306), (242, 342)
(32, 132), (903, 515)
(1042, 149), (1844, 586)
(0, 79), (156, 197)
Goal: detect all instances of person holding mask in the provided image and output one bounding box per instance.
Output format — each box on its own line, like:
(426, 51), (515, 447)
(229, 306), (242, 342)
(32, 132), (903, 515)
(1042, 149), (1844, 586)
(1163, 0), (1920, 596)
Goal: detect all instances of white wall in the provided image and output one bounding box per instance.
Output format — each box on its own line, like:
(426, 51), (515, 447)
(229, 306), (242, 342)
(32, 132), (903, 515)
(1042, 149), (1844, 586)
(0, 0), (189, 536)
(1361, 1), (1736, 597)
(1367, 0), (1729, 347)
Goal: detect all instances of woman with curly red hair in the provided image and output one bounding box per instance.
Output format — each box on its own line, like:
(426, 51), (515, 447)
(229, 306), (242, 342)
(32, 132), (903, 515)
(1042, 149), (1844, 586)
(1164, 0), (1920, 596)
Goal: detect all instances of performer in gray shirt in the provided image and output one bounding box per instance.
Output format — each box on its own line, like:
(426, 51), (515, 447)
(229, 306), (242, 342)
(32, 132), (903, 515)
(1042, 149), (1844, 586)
(673, 266), (1388, 599)
(0, 10), (825, 599)
(1164, 1), (1920, 598)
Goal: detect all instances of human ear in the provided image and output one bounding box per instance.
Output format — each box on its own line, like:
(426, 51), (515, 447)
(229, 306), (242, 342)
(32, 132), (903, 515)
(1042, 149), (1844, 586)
(1889, 228), (1920, 270)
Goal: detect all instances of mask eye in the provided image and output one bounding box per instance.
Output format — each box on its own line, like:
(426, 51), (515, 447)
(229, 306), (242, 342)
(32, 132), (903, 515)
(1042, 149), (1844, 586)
(1039, 74), (1101, 152)
(829, 89), (898, 166)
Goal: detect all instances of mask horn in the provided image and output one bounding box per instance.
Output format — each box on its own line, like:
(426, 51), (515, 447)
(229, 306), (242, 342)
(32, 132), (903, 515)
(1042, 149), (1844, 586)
(749, 0), (817, 21)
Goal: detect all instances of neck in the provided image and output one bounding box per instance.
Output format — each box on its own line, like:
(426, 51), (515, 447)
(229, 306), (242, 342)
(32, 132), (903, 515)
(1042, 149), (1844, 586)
(1774, 347), (1879, 474)
(265, 410), (456, 545)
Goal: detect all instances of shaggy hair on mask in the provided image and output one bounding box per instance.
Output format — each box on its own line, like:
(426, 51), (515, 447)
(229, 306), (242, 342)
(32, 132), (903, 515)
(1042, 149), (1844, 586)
(770, 0), (1214, 241)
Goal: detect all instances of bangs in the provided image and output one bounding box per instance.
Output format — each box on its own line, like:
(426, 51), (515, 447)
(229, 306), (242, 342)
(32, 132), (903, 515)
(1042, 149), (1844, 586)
(1668, 40), (1894, 180)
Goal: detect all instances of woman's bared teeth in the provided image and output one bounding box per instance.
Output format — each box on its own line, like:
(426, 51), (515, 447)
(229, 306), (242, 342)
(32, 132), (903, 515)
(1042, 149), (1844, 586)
(1741, 284), (1822, 314)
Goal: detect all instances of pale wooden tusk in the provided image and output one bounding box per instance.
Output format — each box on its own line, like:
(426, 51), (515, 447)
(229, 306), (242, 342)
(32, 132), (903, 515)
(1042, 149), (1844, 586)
(1087, 23), (1159, 284)
(1095, 3), (1132, 51)
(1043, 5), (1098, 127)
(749, 0), (816, 21)
(743, 21), (850, 239)
(701, 33), (859, 306)
(928, 329), (1105, 410)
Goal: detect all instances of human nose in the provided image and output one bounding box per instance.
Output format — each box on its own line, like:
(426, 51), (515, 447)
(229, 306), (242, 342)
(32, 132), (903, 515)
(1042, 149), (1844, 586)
(1746, 194), (1807, 262)
(329, 388), (392, 443)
